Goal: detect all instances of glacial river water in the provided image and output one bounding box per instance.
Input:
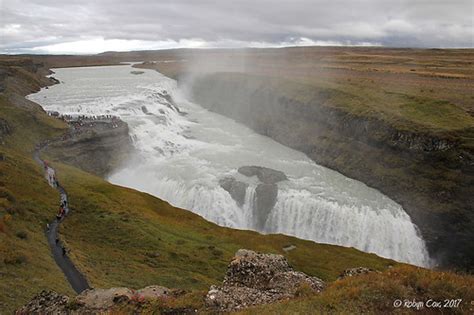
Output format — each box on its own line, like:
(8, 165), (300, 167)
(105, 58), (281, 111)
(28, 64), (432, 266)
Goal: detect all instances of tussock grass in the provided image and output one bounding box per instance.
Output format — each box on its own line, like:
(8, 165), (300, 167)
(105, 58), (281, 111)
(239, 265), (474, 314)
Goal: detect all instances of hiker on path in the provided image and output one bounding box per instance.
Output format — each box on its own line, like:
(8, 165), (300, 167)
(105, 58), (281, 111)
(57, 206), (65, 221)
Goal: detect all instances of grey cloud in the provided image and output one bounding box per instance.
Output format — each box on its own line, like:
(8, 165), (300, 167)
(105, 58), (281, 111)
(1, 0), (472, 54)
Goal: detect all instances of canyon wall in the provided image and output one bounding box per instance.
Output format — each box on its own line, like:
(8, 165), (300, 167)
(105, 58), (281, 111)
(185, 73), (474, 270)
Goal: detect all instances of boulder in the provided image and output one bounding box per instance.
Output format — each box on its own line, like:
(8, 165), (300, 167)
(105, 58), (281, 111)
(254, 183), (278, 229)
(74, 287), (134, 310)
(136, 285), (170, 300)
(224, 249), (292, 289)
(219, 177), (248, 206)
(205, 249), (324, 312)
(238, 165), (287, 184)
(15, 291), (69, 314)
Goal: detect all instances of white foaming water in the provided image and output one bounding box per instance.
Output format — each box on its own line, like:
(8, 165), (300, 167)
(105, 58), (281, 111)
(28, 65), (431, 266)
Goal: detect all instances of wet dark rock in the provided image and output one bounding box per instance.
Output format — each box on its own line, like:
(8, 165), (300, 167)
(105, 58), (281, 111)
(219, 177), (248, 206)
(254, 183), (278, 229)
(49, 76), (60, 85)
(44, 119), (133, 178)
(205, 249), (324, 312)
(141, 105), (152, 115)
(238, 165), (287, 184)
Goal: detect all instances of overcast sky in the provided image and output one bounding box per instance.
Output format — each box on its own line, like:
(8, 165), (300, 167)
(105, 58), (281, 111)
(1, 0), (472, 54)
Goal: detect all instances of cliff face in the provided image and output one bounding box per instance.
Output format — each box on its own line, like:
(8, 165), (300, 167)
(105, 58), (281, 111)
(43, 120), (133, 178)
(186, 73), (474, 270)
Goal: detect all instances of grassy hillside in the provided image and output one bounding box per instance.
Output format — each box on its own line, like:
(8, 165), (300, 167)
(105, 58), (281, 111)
(0, 96), (72, 312)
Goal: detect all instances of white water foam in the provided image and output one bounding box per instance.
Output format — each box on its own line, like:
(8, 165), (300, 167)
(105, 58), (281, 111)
(28, 65), (432, 266)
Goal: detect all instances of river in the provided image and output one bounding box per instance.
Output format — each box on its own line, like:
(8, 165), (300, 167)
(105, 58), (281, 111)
(28, 64), (431, 266)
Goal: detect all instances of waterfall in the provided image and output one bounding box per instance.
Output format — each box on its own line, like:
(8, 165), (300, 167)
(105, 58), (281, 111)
(28, 64), (433, 267)
(266, 189), (431, 266)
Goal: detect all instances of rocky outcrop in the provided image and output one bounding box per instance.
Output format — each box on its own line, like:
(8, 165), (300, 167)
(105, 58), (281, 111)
(44, 120), (133, 177)
(238, 165), (288, 184)
(16, 286), (173, 314)
(220, 166), (287, 230)
(205, 249), (324, 312)
(16, 291), (70, 314)
(254, 183), (278, 229)
(237, 166), (287, 229)
(219, 176), (248, 206)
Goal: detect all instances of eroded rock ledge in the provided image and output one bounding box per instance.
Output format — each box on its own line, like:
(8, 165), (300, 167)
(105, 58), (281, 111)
(205, 249), (324, 312)
(43, 117), (133, 178)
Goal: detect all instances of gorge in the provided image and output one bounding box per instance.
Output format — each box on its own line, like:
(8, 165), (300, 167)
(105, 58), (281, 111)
(28, 64), (431, 267)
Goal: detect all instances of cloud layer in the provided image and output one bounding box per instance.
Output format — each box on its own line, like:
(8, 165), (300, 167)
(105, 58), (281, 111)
(1, 0), (472, 54)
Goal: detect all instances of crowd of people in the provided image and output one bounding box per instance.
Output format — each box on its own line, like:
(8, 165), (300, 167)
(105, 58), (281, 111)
(43, 161), (68, 256)
(46, 112), (123, 141)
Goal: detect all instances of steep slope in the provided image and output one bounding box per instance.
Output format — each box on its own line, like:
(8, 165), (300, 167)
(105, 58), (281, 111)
(0, 58), (73, 311)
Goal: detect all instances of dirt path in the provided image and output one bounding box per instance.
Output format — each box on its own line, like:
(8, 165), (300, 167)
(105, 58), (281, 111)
(33, 144), (90, 294)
